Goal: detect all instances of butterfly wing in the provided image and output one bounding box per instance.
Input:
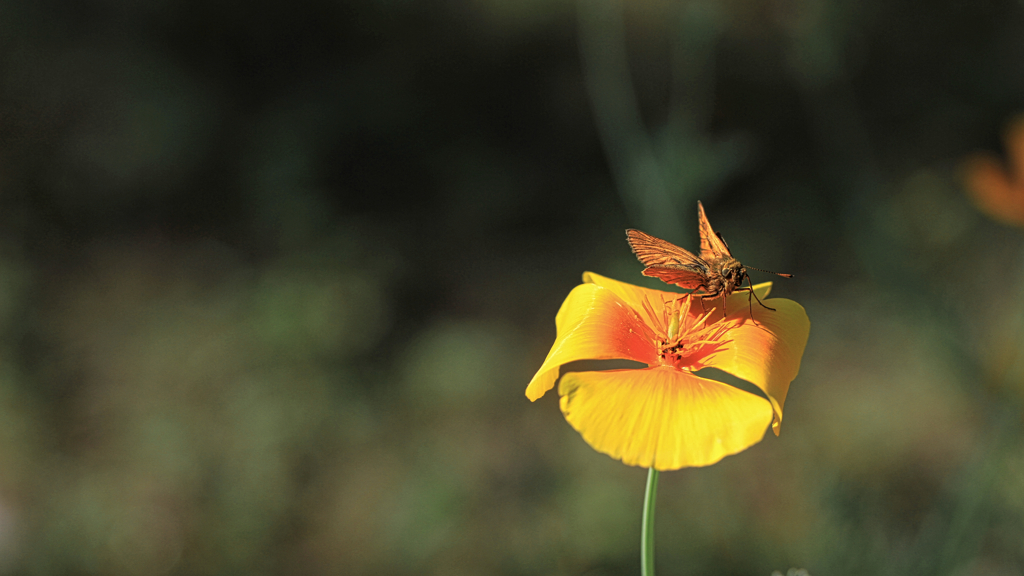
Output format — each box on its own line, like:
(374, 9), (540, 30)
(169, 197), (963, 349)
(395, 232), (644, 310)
(640, 266), (707, 290)
(627, 229), (707, 269)
(697, 201), (733, 261)
(626, 229), (710, 289)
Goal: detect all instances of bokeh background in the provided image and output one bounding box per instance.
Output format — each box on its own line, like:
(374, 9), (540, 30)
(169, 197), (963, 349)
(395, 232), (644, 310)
(0, 0), (1023, 574)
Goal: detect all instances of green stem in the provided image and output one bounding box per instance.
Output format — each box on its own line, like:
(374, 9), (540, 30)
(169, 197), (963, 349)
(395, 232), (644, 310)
(641, 467), (660, 576)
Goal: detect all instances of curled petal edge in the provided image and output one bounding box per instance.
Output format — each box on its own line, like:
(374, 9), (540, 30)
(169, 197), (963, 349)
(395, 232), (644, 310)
(526, 283), (658, 401)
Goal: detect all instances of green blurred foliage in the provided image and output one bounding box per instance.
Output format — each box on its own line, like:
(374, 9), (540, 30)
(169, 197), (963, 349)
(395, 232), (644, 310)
(0, 0), (1022, 575)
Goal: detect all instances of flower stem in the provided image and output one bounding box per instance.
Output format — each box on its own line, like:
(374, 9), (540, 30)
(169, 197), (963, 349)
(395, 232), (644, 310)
(641, 467), (659, 576)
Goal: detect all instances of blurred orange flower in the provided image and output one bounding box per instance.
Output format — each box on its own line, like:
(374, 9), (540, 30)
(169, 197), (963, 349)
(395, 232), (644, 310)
(526, 272), (809, 471)
(963, 115), (1024, 226)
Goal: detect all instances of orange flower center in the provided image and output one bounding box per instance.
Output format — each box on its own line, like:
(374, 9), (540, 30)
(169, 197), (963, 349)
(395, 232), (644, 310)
(641, 295), (731, 371)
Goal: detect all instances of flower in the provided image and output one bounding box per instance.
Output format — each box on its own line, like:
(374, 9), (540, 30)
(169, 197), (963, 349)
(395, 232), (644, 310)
(963, 114), (1024, 226)
(526, 272), (810, 471)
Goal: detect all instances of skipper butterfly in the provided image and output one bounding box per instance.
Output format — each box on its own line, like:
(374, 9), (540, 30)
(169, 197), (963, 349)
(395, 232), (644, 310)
(626, 201), (792, 316)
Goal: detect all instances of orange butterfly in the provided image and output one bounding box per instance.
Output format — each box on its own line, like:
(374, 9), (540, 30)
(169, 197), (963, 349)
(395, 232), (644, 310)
(626, 201), (792, 315)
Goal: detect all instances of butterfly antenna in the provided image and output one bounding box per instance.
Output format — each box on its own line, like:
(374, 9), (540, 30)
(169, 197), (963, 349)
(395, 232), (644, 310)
(747, 266), (793, 278)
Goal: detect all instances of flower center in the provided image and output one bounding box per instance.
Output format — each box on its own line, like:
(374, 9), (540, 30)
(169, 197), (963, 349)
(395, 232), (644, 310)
(643, 294), (728, 370)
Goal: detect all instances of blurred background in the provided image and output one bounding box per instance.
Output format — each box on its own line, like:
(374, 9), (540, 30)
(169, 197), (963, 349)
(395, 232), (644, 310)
(0, 0), (1023, 574)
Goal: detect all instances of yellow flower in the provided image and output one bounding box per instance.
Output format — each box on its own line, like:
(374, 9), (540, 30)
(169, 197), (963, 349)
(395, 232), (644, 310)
(526, 272), (810, 471)
(963, 115), (1024, 226)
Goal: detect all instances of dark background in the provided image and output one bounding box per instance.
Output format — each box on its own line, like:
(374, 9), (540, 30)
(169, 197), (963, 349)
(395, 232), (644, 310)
(0, 0), (1023, 574)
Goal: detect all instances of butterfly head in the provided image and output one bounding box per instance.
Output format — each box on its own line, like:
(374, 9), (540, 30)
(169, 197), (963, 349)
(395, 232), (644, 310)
(704, 257), (745, 297)
(722, 260), (747, 293)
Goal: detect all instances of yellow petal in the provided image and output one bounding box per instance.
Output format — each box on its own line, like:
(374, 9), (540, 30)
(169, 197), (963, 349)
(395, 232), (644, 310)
(525, 283), (659, 401)
(559, 366), (773, 470)
(697, 297), (810, 435)
(675, 281), (772, 319)
(585, 270), (773, 318)
(577, 273), (804, 432)
(582, 271), (676, 313)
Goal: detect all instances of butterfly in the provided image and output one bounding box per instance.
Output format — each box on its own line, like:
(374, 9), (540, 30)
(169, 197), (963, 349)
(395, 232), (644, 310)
(626, 201), (792, 316)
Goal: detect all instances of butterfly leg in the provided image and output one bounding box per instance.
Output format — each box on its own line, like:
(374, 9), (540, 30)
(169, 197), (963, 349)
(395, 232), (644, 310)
(748, 286), (776, 312)
(744, 289), (760, 326)
(739, 279), (775, 327)
(695, 293), (722, 327)
(692, 292), (714, 326)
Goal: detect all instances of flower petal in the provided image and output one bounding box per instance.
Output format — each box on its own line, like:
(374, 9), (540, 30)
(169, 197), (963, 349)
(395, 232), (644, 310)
(586, 270), (774, 319)
(675, 281), (772, 319)
(963, 154), (1024, 226)
(558, 366), (773, 470)
(1005, 114), (1024, 181)
(525, 283), (659, 401)
(586, 270), (777, 312)
(579, 273), (804, 431)
(698, 296), (810, 435)
(582, 271), (677, 313)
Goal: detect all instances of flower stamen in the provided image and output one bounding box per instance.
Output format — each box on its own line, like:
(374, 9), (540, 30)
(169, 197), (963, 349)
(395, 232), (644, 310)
(644, 295), (732, 370)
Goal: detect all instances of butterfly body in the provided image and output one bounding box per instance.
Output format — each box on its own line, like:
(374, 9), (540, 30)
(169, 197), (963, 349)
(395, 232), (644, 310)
(626, 202), (791, 313)
(703, 256), (746, 299)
